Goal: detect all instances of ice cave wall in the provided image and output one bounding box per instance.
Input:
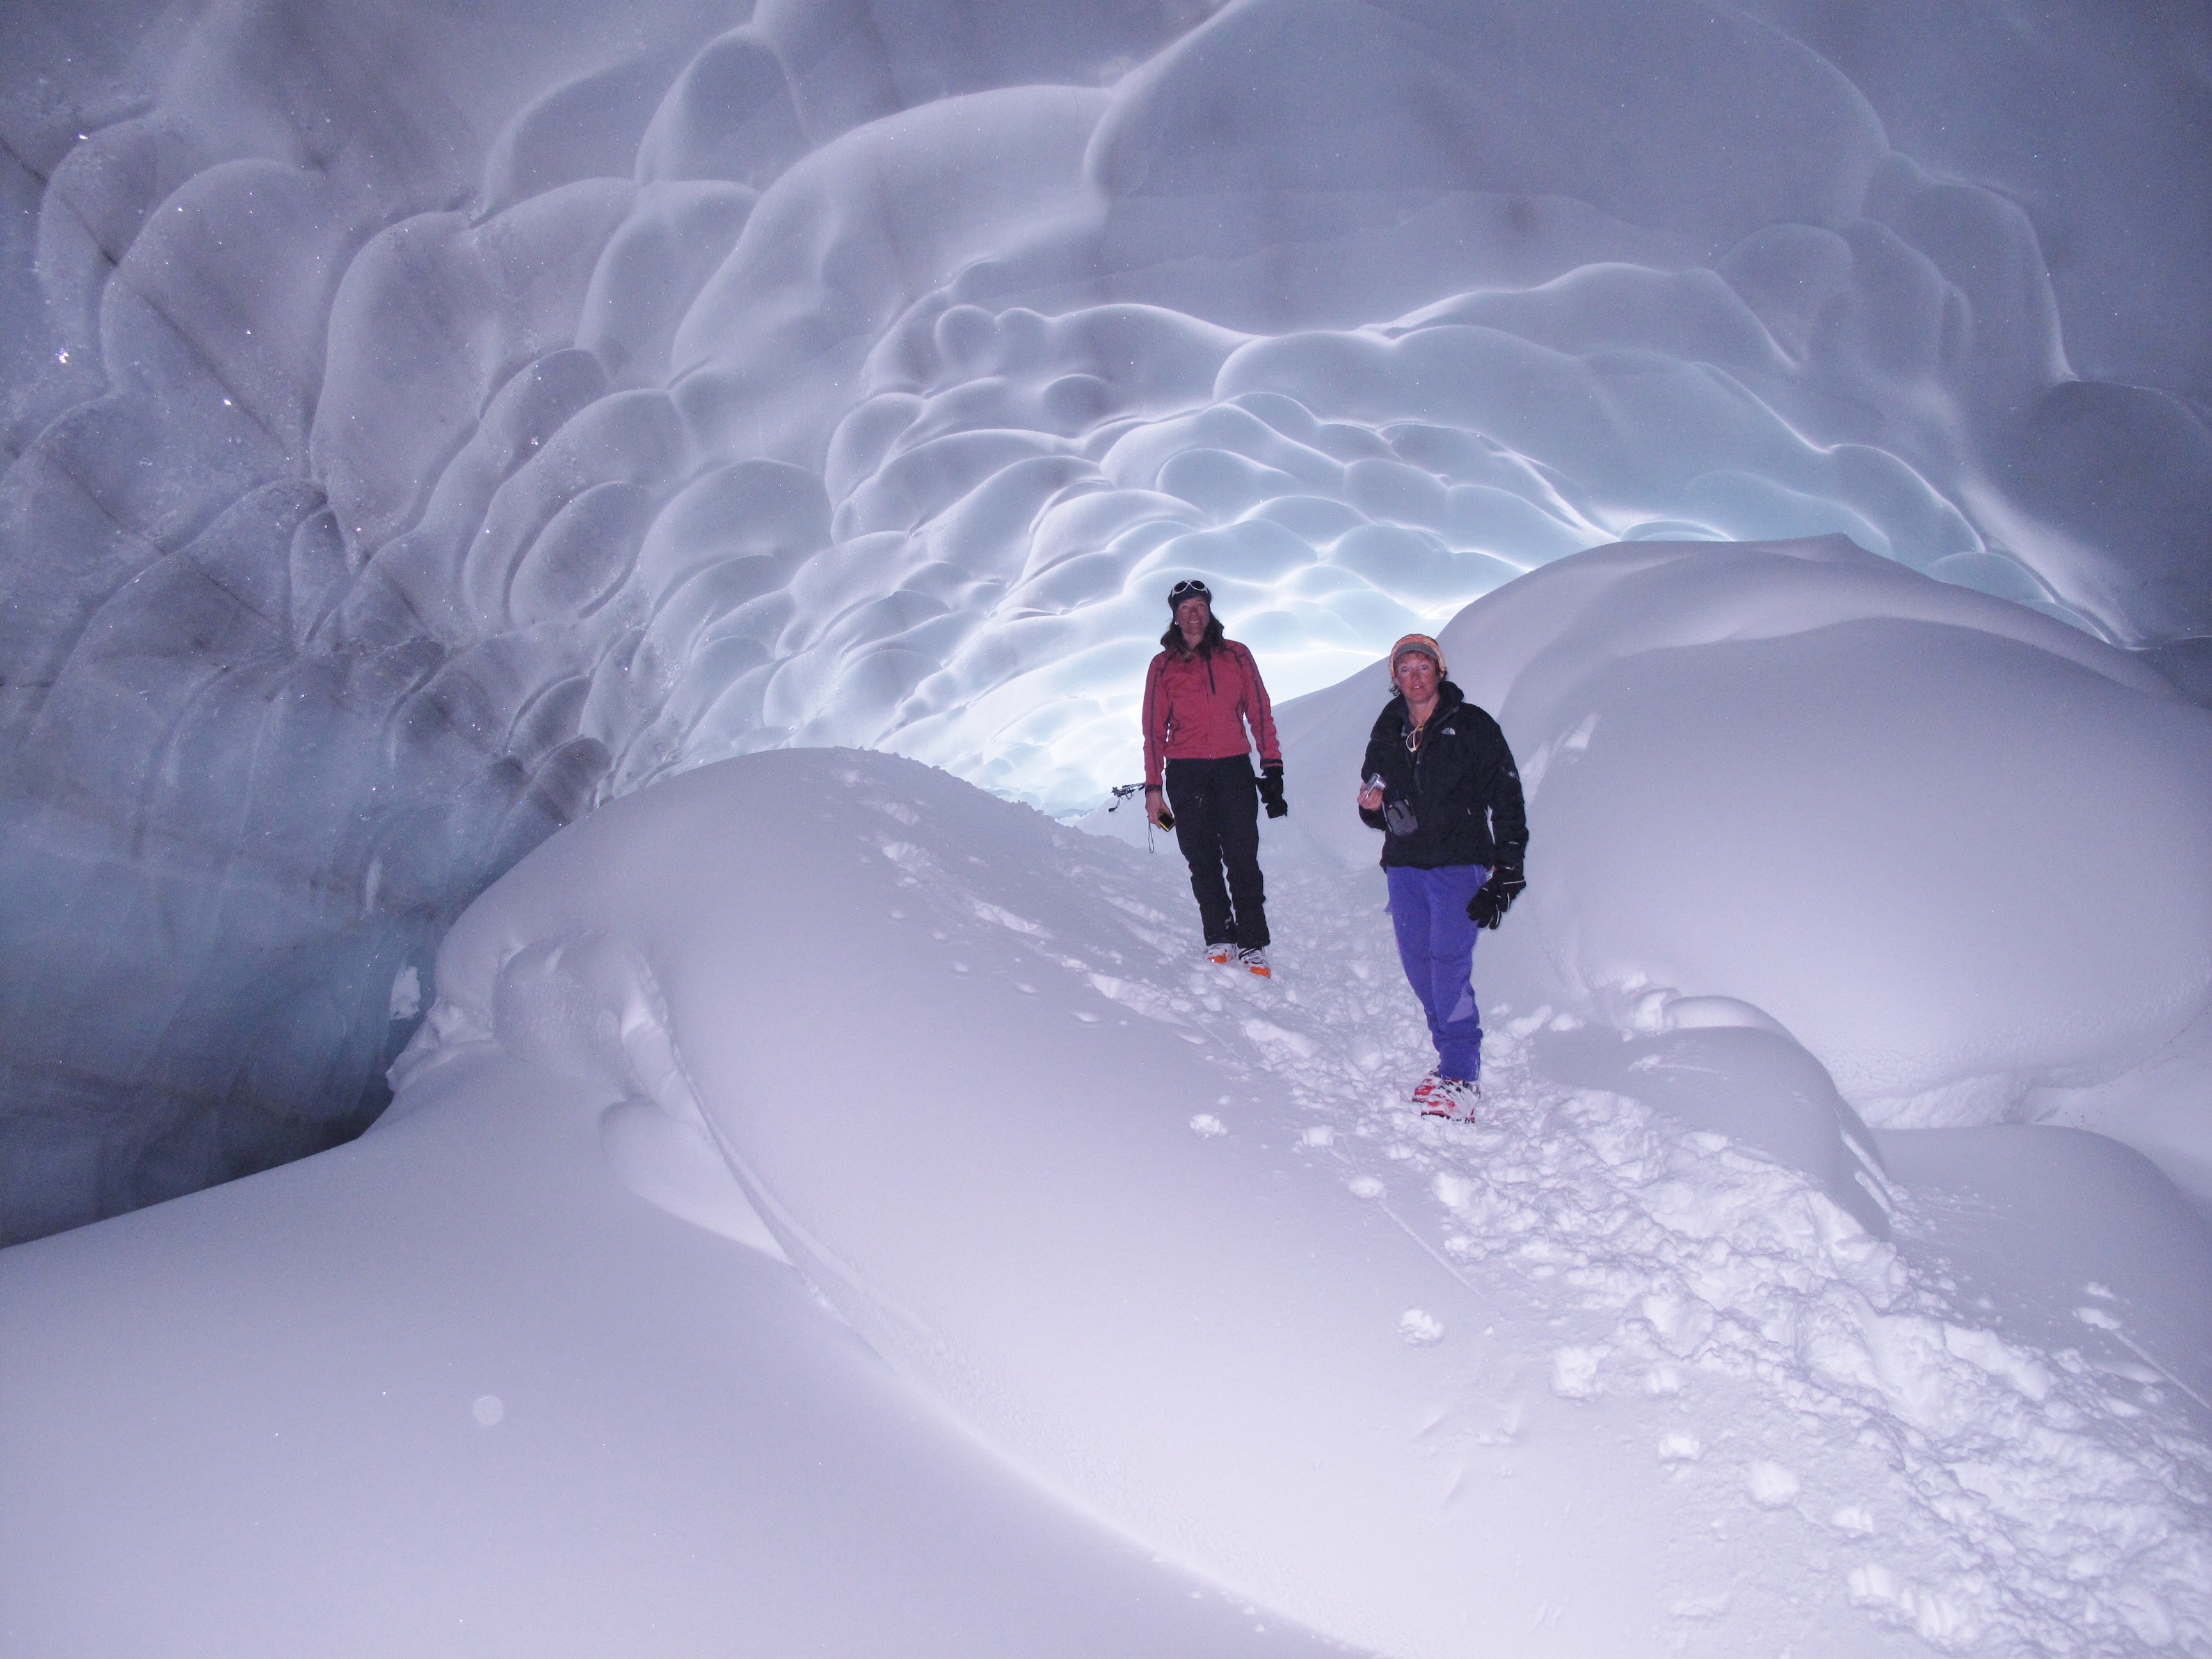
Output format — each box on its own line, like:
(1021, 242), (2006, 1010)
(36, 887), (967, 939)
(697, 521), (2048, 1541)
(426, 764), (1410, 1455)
(1, 0), (2208, 1243)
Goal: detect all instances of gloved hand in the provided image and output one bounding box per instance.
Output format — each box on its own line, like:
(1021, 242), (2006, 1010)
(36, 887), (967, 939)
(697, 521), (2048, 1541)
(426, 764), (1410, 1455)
(1258, 764), (1288, 818)
(1467, 862), (1525, 929)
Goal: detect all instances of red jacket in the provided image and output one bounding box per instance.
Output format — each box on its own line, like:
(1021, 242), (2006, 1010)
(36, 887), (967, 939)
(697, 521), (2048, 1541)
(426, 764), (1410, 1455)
(1142, 639), (1281, 788)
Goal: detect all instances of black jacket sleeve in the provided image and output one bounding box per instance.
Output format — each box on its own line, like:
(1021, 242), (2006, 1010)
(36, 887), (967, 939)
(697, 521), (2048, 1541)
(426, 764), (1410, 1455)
(1475, 712), (1527, 872)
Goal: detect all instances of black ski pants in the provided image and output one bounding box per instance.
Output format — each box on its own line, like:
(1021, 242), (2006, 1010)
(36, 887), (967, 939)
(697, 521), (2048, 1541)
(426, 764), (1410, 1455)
(1165, 755), (1270, 950)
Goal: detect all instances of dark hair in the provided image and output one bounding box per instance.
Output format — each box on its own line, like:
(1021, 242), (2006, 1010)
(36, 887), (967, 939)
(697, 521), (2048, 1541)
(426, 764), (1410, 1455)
(1161, 611), (1226, 657)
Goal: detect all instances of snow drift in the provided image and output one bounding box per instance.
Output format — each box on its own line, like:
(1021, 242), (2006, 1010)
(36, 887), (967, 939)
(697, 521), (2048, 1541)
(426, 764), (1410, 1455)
(17, 541), (2210, 1655)
(1284, 535), (2212, 1200)
(10, 728), (2209, 1655)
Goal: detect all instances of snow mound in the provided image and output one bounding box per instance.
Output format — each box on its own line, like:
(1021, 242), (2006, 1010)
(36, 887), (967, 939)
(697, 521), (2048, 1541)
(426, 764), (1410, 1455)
(1283, 537), (2212, 1199)
(391, 743), (2212, 1657)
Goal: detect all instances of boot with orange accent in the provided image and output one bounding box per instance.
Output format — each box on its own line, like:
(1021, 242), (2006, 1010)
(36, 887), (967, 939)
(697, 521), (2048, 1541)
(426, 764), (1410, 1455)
(1237, 947), (1270, 979)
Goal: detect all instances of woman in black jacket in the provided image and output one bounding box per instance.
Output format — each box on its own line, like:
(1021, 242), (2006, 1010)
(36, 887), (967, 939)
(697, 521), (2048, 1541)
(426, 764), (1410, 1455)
(1356, 634), (1528, 1119)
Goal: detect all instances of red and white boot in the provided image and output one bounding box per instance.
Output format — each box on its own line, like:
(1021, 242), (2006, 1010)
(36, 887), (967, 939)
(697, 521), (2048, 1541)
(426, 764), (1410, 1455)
(1421, 1077), (1482, 1121)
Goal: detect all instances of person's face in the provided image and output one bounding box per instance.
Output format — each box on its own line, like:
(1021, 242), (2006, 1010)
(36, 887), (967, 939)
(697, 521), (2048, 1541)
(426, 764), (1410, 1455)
(1176, 597), (1211, 643)
(1393, 652), (1438, 698)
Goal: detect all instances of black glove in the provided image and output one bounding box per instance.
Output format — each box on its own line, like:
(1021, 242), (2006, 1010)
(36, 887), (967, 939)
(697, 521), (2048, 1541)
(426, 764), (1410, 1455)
(1258, 764), (1287, 819)
(1467, 863), (1525, 929)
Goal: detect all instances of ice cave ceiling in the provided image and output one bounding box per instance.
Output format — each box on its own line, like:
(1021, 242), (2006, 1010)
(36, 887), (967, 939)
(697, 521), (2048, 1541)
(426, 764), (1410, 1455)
(1, 0), (2208, 1244)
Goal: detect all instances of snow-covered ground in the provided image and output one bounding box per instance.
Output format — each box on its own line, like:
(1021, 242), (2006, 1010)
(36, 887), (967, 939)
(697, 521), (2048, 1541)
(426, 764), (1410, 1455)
(7, 543), (2209, 1657)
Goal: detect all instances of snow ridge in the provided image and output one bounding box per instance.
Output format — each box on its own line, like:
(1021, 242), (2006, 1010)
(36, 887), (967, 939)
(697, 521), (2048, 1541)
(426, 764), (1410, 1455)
(397, 748), (2211, 1656)
(1057, 817), (2212, 1655)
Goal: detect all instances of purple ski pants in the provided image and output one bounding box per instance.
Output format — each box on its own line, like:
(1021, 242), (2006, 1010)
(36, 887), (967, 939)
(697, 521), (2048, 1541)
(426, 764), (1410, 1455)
(1386, 863), (1491, 1082)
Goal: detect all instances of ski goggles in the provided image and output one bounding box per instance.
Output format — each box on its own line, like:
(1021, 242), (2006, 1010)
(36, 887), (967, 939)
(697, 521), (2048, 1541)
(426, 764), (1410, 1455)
(1167, 579), (1213, 607)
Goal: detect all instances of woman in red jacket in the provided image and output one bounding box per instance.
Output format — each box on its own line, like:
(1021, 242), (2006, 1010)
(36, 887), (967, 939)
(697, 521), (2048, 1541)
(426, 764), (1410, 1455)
(1142, 580), (1287, 976)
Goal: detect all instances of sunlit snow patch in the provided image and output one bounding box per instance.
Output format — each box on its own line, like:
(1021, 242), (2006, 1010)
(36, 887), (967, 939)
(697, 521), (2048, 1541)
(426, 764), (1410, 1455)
(387, 743), (2212, 1658)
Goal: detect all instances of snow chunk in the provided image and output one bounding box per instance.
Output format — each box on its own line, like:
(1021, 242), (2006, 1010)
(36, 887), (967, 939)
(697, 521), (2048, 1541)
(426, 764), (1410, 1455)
(1744, 1462), (1800, 1507)
(1847, 1565), (1982, 1649)
(388, 965), (422, 1021)
(1397, 1310), (1444, 1347)
(1550, 1347), (1606, 1400)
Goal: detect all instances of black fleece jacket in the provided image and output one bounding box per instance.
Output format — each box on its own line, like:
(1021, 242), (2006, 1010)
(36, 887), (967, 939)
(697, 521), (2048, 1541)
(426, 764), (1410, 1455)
(1357, 680), (1528, 872)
